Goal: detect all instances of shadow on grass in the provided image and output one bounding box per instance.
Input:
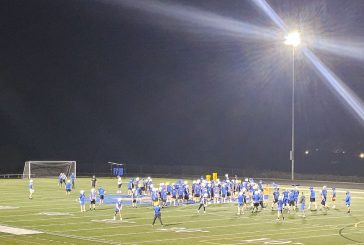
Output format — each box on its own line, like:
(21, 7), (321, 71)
(163, 223), (182, 227)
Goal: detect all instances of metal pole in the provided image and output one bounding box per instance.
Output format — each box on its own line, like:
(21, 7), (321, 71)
(291, 47), (295, 180)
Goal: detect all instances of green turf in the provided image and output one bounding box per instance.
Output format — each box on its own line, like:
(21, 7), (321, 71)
(0, 177), (363, 245)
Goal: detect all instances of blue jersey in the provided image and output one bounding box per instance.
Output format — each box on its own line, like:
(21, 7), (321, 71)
(178, 187), (184, 196)
(160, 190), (167, 200)
(273, 191), (279, 200)
(194, 185), (201, 195)
(79, 194), (86, 204)
(288, 191), (295, 201)
(237, 194), (245, 204)
(252, 194), (260, 204)
(29, 183), (33, 189)
(221, 186), (227, 195)
(66, 183), (71, 190)
(321, 190), (327, 200)
(98, 188), (105, 195)
(171, 189), (177, 197)
(258, 193), (263, 202)
(154, 206), (161, 215)
(310, 189), (315, 198)
(345, 194), (351, 205)
(277, 200), (283, 211)
(294, 190), (299, 201)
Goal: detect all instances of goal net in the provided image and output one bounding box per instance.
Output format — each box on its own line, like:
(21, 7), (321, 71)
(23, 161), (76, 179)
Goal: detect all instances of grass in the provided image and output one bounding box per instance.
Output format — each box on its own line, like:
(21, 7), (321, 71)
(0, 177), (363, 245)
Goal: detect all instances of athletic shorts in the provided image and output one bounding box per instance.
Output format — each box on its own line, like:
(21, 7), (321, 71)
(172, 195), (176, 199)
(91, 200), (96, 204)
(133, 199), (136, 203)
(254, 203), (259, 207)
(332, 197), (336, 201)
(310, 198), (315, 202)
(184, 195), (189, 200)
(100, 195), (104, 200)
(346, 203), (350, 207)
(118, 184), (122, 188)
(66, 189), (71, 192)
(238, 203), (244, 207)
(222, 194), (226, 198)
(194, 194), (200, 198)
(227, 192), (231, 197)
(289, 201), (295, 206)
(273, 198), (278, 204)
(178, 195), (183, 199)
(321, 200), (326, 206)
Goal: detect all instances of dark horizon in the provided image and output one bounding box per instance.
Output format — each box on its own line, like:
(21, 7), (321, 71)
(1, 0), (364, 176)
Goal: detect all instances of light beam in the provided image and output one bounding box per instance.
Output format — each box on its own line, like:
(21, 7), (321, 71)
(309, 37), (364, 62)
(112, 0), (278, 41)
(303, 48), (364, 123)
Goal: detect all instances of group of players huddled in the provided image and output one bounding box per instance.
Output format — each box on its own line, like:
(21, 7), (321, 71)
(27, 173), (352, 226)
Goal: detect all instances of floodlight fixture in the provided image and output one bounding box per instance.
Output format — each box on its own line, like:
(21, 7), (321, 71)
(284, 31), (301, 47)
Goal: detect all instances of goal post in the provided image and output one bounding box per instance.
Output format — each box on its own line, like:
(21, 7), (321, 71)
(23, 161), (76, 179)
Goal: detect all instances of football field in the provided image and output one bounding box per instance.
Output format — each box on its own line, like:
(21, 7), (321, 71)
(0, 177), (363, 245)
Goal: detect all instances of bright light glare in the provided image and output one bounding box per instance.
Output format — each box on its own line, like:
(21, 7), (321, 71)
(284, 31), (301, 47)
(360, 153), (364, 159)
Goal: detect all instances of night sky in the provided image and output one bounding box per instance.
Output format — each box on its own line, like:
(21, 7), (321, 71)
(1, 0), (364, 175)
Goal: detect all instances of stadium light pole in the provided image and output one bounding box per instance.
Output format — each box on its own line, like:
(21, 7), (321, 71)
(284, 31), (301, 180)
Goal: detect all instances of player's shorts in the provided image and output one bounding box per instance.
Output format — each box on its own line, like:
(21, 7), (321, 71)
(273, 198), (278, 204)
(66, 189), (71, 192)
(332, 197), (336, 201)
(222, 194), (226, 198)
(194, 194), (200, 198)
(115, 208), (120, 213)
(184, 195), (189, 200)
(227, 192), (231, 197)
(214, 194), (220, 198)
(80, 201), (85, 205)
(167, 192), (171, 195)
(141, 187), (145, 191)
(91, 200), (96, 204)
(253, 203), (259, 207)
(161, 198), (166, 202)
(346, 203), (350, 207)
(100, 195), (104, 200)
(289, 201), (295, 206)
(178, 195), (183, 199)
(172, 195), (176, 199)
(118, 184), (122, 188)
(133, 199), (136, 203)
(278, 209), (283, 213)
(310, 197), (315, 202)
(321, 200), (326, 206)
(238, 203), (244, 207)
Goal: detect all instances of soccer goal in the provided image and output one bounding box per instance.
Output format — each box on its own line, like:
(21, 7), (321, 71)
(23, 161), (76, 179)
